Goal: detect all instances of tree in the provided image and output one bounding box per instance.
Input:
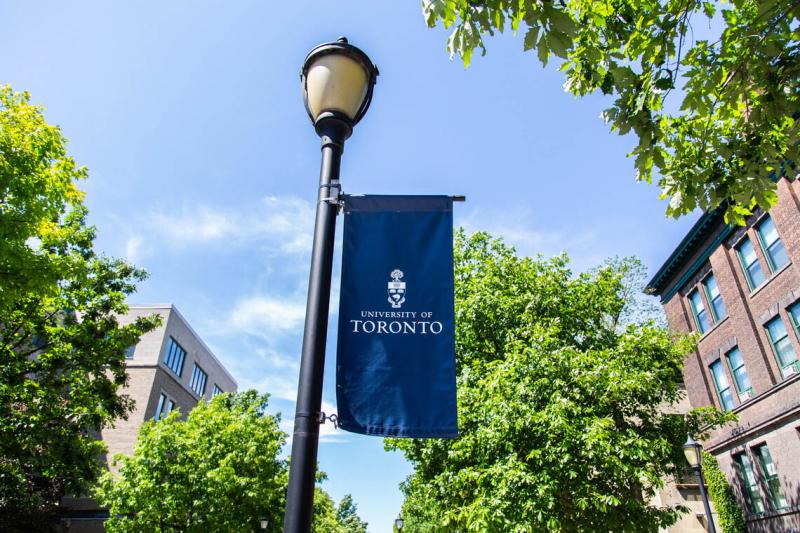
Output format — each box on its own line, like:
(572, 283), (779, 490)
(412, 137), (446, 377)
(97, 391), (368, 533)
(601, 256), (666, 330)
(312, 487), (342, 533)
(386, 231), (733, 532)
(310, 491), (369, 533)
(96, 391), (288, 532)
(0, 86), (158, 529)
(423, 1), (799, 224)
(336, 494), (369, 533)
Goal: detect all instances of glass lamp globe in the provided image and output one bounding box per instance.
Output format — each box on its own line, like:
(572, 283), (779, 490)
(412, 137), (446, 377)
(683, 434), (702, 468)
(301, 37), (378, 127)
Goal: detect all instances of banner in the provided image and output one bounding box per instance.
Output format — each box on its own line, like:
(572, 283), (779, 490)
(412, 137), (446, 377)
(335, 195), (457, 438)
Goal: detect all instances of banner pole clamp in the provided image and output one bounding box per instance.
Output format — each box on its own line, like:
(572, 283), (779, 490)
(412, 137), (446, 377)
(320, 181), (344, 212)
(318, 412), (339, 429)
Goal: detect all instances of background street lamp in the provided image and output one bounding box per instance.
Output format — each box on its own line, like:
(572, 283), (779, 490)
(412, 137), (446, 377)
(683, 434), (717, 533)
(260, 516), (268, 530)
(282, 37), (378, 533)
(394, 516), (404, 532)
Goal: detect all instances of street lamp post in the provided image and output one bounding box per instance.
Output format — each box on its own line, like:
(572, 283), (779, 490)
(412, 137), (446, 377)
(394, 516), (404, 532)
(283, 37), (378, 533)
(683, 434), (717, 533)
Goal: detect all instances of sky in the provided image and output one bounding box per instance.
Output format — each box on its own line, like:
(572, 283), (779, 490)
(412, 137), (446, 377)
(3, 2), (699, 531)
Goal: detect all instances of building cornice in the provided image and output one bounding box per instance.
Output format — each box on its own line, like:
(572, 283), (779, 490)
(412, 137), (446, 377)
(645, 205), (729, 303)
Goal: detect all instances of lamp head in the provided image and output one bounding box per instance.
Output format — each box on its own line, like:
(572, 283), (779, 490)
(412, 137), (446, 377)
(395, 517), (404, 530)
(301, 37), (378, 138)
(683, 434), (702, 468)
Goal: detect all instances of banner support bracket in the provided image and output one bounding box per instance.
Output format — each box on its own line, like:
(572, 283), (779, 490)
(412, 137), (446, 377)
(318, 412), (339, 429)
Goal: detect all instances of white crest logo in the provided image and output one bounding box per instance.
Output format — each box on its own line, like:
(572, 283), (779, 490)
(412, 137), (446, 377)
(387, 269), (406, 309)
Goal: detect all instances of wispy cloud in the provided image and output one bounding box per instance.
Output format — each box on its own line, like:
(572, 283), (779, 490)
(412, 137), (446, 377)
(124, 235), (144, 263)
(227, 295), (307, 337)
(109, 194), (351, 444)
(119, 195), (315, 261)
(457, 206), (600, 271)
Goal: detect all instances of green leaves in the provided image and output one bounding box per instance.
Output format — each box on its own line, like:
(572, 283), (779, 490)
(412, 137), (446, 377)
(96, 391), (368, 533)
(97, 392), (288, 533)
(0, 86), (159, 527)
(702, 452), (747, 533)
(388, 231), (732, 532)
(523, 26), (540, 51)
(423, 1), (800, 223)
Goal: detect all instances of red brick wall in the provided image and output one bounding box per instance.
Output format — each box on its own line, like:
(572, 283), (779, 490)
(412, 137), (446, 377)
(659, 177), (800, 529)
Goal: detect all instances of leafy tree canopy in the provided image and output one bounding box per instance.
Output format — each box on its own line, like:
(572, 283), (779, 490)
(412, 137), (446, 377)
(97, 391), (288, 532)
(335, 493), (369, 533)
(312, 489), (369, 533)
(386, 231), (733, 532)
(423, 0), (799, 224)
(97, 391), (369, 533)
(0, 86), (158, 529)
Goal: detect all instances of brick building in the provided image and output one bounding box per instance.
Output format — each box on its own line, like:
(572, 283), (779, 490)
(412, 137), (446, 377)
(647, 177), (800, 532)
(61, 305), (238, 531)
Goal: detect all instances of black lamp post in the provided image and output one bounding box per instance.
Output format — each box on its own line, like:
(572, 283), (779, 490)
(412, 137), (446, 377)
(683, 434), (717, 533)
(282, 37), (378, 533)
(395, 516), (405, 532)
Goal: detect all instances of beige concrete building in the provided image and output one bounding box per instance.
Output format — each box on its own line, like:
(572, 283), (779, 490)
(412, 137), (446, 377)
(651, 390), (720, 533)
(61, 305), (237, 530)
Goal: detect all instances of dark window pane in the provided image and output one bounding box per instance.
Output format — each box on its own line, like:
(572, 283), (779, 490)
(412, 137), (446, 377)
(755, 445), (787, 509)
(689, 290), (711, 333)
(766, 317), (798, 375)
(190, 363), (207, 395)
(703, 274), (727, 321)
(710, 360), (735, 411)
(738, 238), (766, 288)
(726, 347), (752, 394)
(757, 217), (788, 271)
(735, 454), (765, 514)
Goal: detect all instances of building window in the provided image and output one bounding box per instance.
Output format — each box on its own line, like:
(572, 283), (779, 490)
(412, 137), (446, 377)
(788, 302), (800, 341)
(726, 347), (753, 400)
(689, 290), (711, 333)
(124, 345), (136, 359)
(765, 316), (799, 378)
(164, 337), (186, 377)
(736, 237), (766, 290)
(154, 392), (175, 421)
(709, 359), (735, 411)
(754, 444), (787, 510)
(734, 453), (765, 514)
(190, 363), (208, 396)
(756, 216), (789, 272)
(702, 274), (727, 322)
(212, 384), (223, 397)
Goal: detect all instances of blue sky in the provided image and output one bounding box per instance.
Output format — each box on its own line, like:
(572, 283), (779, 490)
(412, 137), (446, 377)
(3, 2), (698, 531)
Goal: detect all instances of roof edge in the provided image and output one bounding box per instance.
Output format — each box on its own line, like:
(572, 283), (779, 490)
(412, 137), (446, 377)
(645, 204), (727, 297)
(132, 304), (239, 388)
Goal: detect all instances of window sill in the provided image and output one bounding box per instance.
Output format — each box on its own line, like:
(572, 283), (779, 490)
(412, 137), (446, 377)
(748, 261), (793, 299)
(730, 371), (800, 415)
(745, 503), (800, 523)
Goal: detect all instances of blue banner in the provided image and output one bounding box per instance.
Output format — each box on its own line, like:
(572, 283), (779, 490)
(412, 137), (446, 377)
(335, 195), (457, 438)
